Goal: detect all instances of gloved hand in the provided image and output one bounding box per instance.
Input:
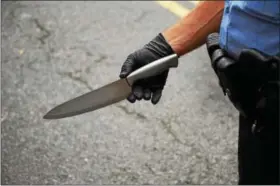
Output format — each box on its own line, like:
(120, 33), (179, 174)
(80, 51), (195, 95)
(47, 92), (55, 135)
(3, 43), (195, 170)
(119, 33), (175, 104)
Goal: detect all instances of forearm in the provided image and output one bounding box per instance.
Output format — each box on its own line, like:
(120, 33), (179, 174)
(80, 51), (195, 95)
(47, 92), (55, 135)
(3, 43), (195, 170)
(162, 1), (225, 56)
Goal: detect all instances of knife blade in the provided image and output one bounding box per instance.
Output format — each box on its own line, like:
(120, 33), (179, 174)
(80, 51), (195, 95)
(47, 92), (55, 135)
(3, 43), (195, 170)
(43, 54), (179, 119)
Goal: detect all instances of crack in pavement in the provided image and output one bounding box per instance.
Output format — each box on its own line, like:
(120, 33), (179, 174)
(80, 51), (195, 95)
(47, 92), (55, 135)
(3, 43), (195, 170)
(144, 163), (157, 176)
(68, 46), (108, 63)
(175, 179), (192, 185)
(69, 46), (94, 57)
(95, 54), (107, 63)
(109, 167), (139, 183)
(1, 112), (9, 123)
(159, 119), (184, 145)
(16, 23), (24, 32)
(3, 2), (27, 21)
(25, 59), (38, 71)
(57, 71), (93, 91)
(33, 18), (51, 45)
(115, 105), (148, 121)
(134, 11), (149, 22)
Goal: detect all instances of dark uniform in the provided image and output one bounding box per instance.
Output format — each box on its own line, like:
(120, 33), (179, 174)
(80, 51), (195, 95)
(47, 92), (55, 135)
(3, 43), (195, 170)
(218, 1), (279, 184)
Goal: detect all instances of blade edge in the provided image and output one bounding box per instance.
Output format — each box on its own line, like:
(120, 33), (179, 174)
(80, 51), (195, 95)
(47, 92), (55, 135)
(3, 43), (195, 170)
(43, 79), (131, 119)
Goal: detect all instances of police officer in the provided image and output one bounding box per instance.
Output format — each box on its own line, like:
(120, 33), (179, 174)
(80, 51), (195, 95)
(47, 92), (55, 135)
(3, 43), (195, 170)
(119, 1), (279, 184)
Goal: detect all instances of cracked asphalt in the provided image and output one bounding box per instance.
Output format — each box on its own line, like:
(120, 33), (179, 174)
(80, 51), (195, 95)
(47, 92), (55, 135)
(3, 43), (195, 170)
(1, 1), (239, 184)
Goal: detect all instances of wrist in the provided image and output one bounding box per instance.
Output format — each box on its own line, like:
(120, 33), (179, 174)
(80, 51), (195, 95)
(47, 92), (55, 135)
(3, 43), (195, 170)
(161, 31), (186, 57)
(145, 33), (176, 58)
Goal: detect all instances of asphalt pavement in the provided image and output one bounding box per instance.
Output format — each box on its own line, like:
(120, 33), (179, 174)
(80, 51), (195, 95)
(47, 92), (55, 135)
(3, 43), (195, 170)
(1, 1), (239, 184)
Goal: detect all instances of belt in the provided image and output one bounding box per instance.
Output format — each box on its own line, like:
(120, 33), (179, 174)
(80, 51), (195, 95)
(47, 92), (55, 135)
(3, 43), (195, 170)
(206, 33), (280, 134)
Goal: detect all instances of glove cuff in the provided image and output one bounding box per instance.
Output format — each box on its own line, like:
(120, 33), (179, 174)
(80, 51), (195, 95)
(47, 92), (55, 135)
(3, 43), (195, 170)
(144, 33), (176, 58)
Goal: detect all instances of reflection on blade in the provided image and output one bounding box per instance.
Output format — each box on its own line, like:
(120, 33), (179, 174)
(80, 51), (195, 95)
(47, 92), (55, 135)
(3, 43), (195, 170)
(43, 79), (131, 119)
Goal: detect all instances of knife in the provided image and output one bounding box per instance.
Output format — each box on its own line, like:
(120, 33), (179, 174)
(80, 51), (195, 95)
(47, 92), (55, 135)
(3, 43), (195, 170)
(43, 54), (179, 119)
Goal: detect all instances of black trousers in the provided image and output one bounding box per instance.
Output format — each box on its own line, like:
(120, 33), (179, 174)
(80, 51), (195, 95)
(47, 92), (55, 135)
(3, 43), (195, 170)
(238, 88), (279, 184)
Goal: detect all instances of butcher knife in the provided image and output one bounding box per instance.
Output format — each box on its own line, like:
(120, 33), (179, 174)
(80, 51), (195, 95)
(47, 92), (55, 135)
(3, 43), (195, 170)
(43, 54), (178, 119)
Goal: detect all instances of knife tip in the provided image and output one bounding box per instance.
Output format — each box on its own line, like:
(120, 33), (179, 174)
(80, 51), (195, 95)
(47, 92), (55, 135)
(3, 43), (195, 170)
(43, 110), (56, 119)
(43, 113), (51, 119)
(43, 111), (68, 120)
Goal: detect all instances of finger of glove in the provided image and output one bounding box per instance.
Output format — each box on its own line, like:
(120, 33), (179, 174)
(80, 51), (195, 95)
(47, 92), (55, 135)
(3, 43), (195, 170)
(147, 70), (169, 89)
(151, 89), (162, 104)
(119, 55), (135, 78)
(127, 93), (136, 103)
(132, 85), (144, 100)
(143, 88), (152, 100)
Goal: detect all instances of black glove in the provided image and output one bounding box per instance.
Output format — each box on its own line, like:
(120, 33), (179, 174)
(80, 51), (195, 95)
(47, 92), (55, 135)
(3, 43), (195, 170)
(119, 33), (175, 104)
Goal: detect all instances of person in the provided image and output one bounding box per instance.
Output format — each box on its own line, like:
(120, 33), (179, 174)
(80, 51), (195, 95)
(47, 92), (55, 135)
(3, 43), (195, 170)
(119, 1), (279, 185)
